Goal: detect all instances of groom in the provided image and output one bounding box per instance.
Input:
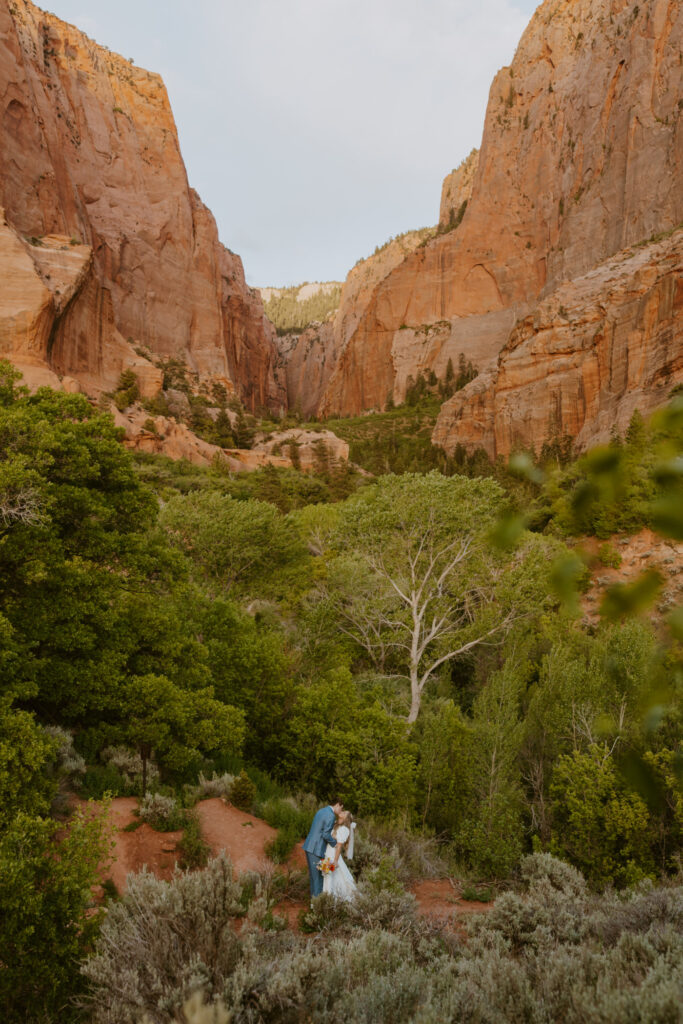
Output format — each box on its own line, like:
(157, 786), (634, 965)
(303, 799), (344, 899)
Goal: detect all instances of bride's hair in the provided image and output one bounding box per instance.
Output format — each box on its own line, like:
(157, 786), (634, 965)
(333, 810), (353, 852)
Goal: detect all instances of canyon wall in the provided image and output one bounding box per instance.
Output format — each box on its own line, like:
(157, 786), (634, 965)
(0, 0), (282, 410)
(433, 229), (683, 456)
(439, 148), (478, 228)
(302, 0), (682, 450)
(276, 229), (434, 418)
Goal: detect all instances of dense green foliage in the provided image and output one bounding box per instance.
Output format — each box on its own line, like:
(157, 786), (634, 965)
(262, 283), (342, 334)
(0, 809), (108, 1022)
(0, 357), (681, 1020)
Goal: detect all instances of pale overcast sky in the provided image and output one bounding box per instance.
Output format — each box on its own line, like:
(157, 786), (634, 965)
(41, 0), (539, 286)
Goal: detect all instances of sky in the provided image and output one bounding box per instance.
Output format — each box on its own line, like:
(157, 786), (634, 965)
(41, 0), (539, 287)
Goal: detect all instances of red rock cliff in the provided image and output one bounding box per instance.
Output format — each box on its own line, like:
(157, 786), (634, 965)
(0, 0), (283, 410)
(317, 0), (683, 448)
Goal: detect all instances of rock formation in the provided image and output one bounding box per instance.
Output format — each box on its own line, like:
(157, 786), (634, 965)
(0, 0), (283, 411)
(252, 427), (349, 472)
(274, 320), (340, 420)
(439, 149), (478, 228)
(285, 0), (682, 452)
(276, 229), (436, 418)
(433, 229), (683, 457)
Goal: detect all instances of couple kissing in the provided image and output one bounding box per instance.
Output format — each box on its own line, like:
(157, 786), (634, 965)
(303, 799), (357, 903)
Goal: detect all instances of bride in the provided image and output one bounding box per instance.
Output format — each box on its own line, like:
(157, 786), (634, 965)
(323, 810), (357, 901)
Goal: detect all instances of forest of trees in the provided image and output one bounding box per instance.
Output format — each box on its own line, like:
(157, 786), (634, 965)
(0, 358), (681, 1022)
(262, 284), (342, 334)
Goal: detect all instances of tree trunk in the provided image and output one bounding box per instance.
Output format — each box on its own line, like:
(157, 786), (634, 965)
(140, 742), (151, 797)
(408, 686), (421, 725)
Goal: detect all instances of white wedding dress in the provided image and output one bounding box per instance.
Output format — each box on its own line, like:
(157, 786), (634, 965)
(323, 825), (357, 901)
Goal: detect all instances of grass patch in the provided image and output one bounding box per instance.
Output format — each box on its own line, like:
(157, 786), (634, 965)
(461, 885), (494, 902)
(178, 811), (210, 869)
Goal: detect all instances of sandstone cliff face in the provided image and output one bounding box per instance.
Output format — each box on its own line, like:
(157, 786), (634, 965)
(433, 229), (683, 457)
(276, 230), (433, 418)
(274, 320), (340, 419)
(439, 149), (478, 228)
(0, 207), (160, 394)
(317, 0), (683, 447)
(0, 0), (282, 410)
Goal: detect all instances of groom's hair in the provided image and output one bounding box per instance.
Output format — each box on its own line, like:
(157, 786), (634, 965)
(329, 798), (343, 808)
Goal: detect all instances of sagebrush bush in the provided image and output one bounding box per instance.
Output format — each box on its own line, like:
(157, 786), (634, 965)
(196, 771), (234, 800)
(101, 745), (160, 793)
(83, 853), (683, 1024)
(139, 793), (185, 831)
(354, 819), (449, 883)
(43, 725), (86, 778)
(82, 856), (244, 1023)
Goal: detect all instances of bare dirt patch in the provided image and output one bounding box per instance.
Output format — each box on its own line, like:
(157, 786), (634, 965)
(411, 879), (492, 930)
(581, 528), (683, 625)
(194, 797), (306, 874)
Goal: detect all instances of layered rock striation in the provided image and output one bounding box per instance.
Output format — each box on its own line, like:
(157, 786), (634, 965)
(0, 0), (282, 410)
(433, 229), (683, 457)
(294, 0), (682, 450)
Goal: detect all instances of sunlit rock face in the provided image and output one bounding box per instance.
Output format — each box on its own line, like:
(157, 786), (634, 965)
(297, 0), (683, 449)
(0, 0), (283, 410)
(433, 231), (683, 458)
(439, 149), (478, 229)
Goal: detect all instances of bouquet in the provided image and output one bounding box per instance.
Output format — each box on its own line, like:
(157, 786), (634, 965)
(317, 857), (335, 874)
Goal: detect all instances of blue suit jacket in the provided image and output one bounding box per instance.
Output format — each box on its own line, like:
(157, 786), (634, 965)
(303, 806), (337, 858)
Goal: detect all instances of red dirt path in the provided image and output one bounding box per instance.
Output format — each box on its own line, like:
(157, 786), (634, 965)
(103, 796), (305, 893)
(101, 798), (491, 931)
(410, 879), (492, 928)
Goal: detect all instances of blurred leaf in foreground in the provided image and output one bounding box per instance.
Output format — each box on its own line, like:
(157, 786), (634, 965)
(508, 453), (545, 486)
(550, 553), (587, 612)
(599, 570), (663, 622)
(489, 511), (527, 550)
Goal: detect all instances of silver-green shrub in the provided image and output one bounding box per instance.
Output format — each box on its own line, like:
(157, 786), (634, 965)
(83, 855), (243, 1023)
(196, 772), (235, 800)
(102, 745), (159, 791)
(139, 792), (185, 831)
(83, 852), (683, 1024)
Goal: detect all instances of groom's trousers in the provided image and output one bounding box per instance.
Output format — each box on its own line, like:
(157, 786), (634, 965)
(306, 852), (324, 898)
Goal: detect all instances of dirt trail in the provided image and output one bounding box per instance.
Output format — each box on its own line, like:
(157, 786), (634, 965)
(100, 797), (491, 930)
(102, 796), (305, 893)
(194, 797), (306, 873)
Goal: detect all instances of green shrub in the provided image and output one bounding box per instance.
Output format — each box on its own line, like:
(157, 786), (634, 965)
(139, 793), (185, 832)
(113, 369), (139, 411)
(1, 809), (108, 1023)
(598, 541), (622, 568)
(229, 770), (256, 811)
(264, 827), (298, 864)
(257, 795), (311, 834)
(549, 746), (655, 888)
(362, 854), (405, 895)
(461, 885), (494, 902)
(178, 812), (209, 869)
(79, 763), (127, 799)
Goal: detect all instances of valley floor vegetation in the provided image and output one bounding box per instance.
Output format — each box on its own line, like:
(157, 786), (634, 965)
(0, 358), (681, 1022)
(83, 852), (683, 1024)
